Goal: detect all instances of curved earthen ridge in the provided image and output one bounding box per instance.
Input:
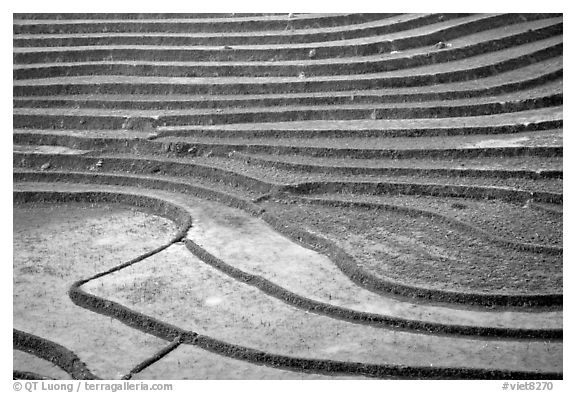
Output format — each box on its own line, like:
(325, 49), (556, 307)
(13, 12), (562, 379)
(13, 370), (53, 380)
(13, 329), (100, 380)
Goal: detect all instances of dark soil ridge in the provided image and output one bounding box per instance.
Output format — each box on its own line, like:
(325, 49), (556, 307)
(10, 14), (529, 60)
(12, 85), (563, 115)
(12, 15), (560, 65)
(13, 370), (53, 380)
(13, 155), (561, 207)
(154, 109), (562, 140)
(121, 337), (182, 380)
(232, 152), (562, 180)
(14, 188), (563, 378)
(12, 14), (469, 48)
(289, 195), (561, 255)
(14, 170), (263, 214)
(13, 35), (560, 86)
(12, 131), (564, 163)
(14, 141), (563, 198)
(14, 153), (281, 195)
(12, 94), (562, 130)
(14, 190), (193, 235)
(20, 116), (563, 142)
(13, 329), (99, 380)
(15, 148), (562, 188)
(13, 172), (563, 308)
(12, 64), (561, 104)
(13, 42), (562, 97)
(13, 72), (562, 112)
(13, 14), (396, 35)
(14, 13), (288, 20)
(12, 81), (562, 113)
(11, 14), (465, 50)
(531, 202), (563, 215)
(12, 131), (157, 152)
(151, 138), (563, 161)
(285, 180), (562, 204)
(13, 18), (562, 78)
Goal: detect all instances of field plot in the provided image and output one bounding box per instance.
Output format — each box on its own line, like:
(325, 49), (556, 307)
(13, 202), (178, 379)
(13, 13), (562, 379)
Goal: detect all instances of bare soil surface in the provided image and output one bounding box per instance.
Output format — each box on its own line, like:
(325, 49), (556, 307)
(12, 145), (90, 155)
(159, 127), (562, 148)
(13, 350), (72, 379)
(84, 245), (562, 373)
(13, 78), (562, 110)
(13, 33), (561, 82)
(13, 128), (158, 140)
(261, 199), (562, 295)
(236, 154), (563, 172)
(192, 155), (563, 194)
(13, 202), (177, 378)
(301, 193), (562, 247)
(13, 14), (547, 54)
(16, 151), (561, 197)
(157, 101), (561, 131)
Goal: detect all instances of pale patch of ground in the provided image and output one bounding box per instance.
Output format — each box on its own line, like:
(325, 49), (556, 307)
(464, 130), (562, 149)
(13, 350), (72, 379)
(13, 202), (177, 378)
(464, 137), (529, 148)
(13, 144), (91, 155)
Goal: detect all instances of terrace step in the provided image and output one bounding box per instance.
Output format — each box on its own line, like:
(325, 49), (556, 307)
(156, 119), (562, 147)
(289, 192), (562, 248)
(14, 13), (395, 34)
(12, 14), (455, 47)
(13, 47), (561, 97)
(13, 16), (562, 80)
(157, 107), (562, 137)
(13, 19), (562, 68)
(12, 78), (563, 111)
(13, 167), (261, 201)
(14, 13), (299, 20)
(231, 153), (563, 179)
(13, 149), (563, 200)
(17, 143), (561, 177)
(12, 130), (563, 175)
(11, 93), (563, 129)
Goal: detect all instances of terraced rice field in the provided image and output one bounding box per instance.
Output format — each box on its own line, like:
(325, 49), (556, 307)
(13, 13), (562, 380)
